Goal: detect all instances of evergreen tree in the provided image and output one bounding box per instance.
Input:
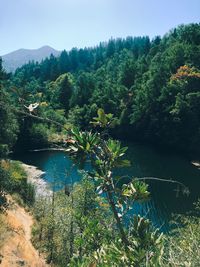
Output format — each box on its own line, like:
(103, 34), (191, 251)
(0, 58), (18, 158)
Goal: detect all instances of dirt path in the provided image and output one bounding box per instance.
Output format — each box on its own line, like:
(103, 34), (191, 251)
(0, 201), (48, 267)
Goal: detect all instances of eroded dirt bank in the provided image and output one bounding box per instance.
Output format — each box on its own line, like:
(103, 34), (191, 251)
(0, 198), (48, 267)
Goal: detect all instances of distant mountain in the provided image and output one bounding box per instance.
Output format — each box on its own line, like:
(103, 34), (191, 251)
(1, 46), (61, 72)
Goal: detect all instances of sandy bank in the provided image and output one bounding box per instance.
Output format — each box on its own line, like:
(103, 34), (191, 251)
(21, 163), (52, 197)
(0, 197), (48, 267)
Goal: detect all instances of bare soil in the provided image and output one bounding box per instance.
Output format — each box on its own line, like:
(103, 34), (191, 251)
(0, 199), (48, 267)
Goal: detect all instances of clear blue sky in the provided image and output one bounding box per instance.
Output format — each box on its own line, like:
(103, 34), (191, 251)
(1, 0), (199, 55)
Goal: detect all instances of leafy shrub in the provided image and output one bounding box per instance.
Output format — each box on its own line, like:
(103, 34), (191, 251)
(163, 200), (200, 266)
(28, 123), (49, 148)
(0, 160), (35, 207)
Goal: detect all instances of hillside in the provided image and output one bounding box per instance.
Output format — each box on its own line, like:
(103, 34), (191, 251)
(11, 23), (200, 153)
(1, 46), (60, 73)
(0, 197), (48, 267)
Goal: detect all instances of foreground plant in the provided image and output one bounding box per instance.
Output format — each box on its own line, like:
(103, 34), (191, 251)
(163, 200), (200, 267)
(66, 109), (163, 266)
(32, 178), (114, 266)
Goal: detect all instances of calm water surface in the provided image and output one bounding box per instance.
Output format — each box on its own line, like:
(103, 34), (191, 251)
(14, 143), (200, 231)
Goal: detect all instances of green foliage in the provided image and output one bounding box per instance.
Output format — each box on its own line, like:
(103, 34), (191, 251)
(0, 67), (18, 157)
(0, 160), (35, 206)
(67, 105), (85, 127)
(32, 178), (113, 266)
(122, 180), (150, 201)
(91, 108), (117, 129)
(104, 139), (130, 168)
(67, 127), (100, 166)
(70, 216), (163, 267)
(55, 73), (74, 112)
(1, 24), (200, 265)
(28, 123), (49, 148)
(63, 109), (164, 266)
(157, 65), (200, 150)
(5, 23), (200, 152)
(29, 108), (166, 266)
(163, 200), (200, 266)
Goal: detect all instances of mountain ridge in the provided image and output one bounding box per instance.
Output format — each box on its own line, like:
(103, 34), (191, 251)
(1, 46), (60, 73)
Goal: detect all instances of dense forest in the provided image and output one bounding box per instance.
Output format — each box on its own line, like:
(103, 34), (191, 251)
(1, 22), (199, 154)
(0, 23), (200, 266)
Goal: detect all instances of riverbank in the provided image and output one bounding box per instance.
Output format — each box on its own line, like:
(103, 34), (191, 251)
(12, 144), (199, 232)
(21, 163), (52, 197)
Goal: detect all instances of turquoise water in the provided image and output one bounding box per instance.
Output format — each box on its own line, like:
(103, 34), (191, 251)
(14, 143), (200, 231)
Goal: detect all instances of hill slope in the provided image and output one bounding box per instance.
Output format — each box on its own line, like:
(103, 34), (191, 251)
(0, 198), (48, 267)
(1, 46), (60, 72)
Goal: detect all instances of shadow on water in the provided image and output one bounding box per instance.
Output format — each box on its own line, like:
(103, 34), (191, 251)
(118, 142), (200, 231)
(13, 143), (200, 232)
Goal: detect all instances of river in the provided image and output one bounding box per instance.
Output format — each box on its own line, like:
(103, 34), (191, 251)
(13, 142), (200, 232)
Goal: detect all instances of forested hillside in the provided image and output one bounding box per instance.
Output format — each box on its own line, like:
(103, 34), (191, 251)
(1, 23), (200, 154)
(5, 23), (199, 153)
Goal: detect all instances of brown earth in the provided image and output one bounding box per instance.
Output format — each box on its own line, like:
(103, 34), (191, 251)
(0, 200), (48, 267)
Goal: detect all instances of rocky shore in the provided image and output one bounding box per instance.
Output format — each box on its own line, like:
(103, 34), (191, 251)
(21, 163), (52, 197)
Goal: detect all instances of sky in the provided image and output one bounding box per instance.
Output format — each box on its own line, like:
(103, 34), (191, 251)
(0, 0), (200, 55)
